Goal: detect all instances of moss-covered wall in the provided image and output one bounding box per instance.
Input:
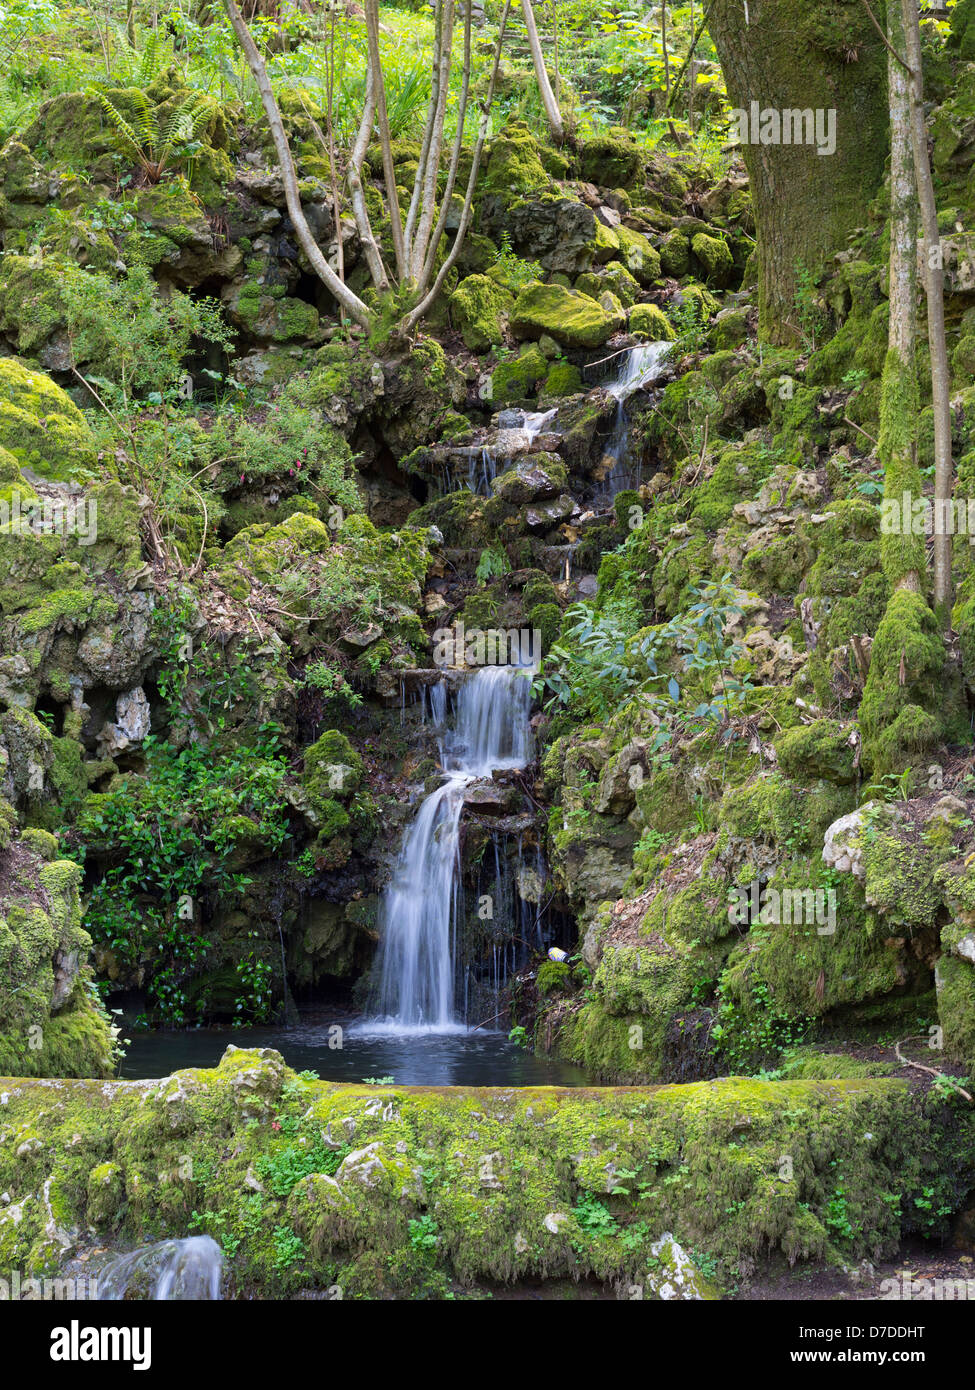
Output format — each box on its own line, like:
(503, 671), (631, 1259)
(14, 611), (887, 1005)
(0, 1047), (971, 1297)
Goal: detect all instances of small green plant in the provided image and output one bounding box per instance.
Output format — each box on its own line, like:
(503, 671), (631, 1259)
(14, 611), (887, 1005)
(572, 1192), (619, 1239)
(408, 1214), (439, 1252)
(493, 230), (543, 290)
(475, 546), (511, 583)
(271, 1225), (306, 1272)
(361, 1075), (395, 1085)
(669, 297), (708, 356)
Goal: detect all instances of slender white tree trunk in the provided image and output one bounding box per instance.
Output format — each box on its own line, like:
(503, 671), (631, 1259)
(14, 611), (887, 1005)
(901, 0), (953, 619)
(223, 0), (372, 328)
(521, 0), (563, 143)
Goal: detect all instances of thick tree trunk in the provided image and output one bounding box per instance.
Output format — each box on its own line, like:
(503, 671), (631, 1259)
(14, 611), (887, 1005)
(707, 0), (890, 344)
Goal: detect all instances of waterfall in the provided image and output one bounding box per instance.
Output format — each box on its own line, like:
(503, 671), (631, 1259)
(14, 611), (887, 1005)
(600, 340), (673, 498)
(366, 663), (534, 1033)
(97, 1236), (223, 1300)
(467, 407), (559, 495)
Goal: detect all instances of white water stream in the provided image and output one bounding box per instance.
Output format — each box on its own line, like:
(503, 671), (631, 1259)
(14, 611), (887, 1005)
(366, 664), (534, 1033)
(97, 1235), (223, 1300)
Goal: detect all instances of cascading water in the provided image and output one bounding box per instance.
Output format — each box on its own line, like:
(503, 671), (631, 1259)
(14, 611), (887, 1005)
(97, 1235), (223, 1300)
(467, 408), (559, 494)
(600, 340), (673, 497)
(366, 662), (535, 1033)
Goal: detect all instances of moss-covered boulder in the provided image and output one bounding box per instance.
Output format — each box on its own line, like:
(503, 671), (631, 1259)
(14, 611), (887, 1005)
(659, 229), (691, 277)
(0, 1047), (971, 1294)
(614, 225), (662, 286)
(576, 128), (644, 188)
(449, 274), (514, 351)
(691, 232), (734, 287)
(628, 302), (675, 341)
(492, 345), (549, 403)
(0, 358), (97, 480)
(510, 282), (625, 349)
(576, 261), (641, 308)
(483, 122), (553, 195)
(0, 825), (115, 1078)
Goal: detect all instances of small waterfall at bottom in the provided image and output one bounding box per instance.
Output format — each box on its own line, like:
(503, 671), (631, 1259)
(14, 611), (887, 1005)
(365, 664), (534, 1033)
(96, 1235), (223, 1300)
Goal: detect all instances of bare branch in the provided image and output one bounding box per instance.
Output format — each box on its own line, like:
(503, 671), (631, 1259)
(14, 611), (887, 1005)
(402, 0), (512, 333)
(223, 0), (372, 328)
(364, 0), (407, 281)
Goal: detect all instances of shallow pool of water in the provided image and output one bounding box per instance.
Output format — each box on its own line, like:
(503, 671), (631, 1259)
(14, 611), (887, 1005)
(119, 1006), (594, 1087)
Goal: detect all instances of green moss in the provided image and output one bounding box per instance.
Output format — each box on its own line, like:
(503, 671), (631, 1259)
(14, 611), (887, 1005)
(0, 1046), (971, 1290)
(541, 362), (583, 398)
(628, 303), (675, 341)
(510, 282), (625, 349)
(775, 720), (857, 785)
(576, 128), (643, 187)
(691, 233), (734, 286)
(492, 345), (548, 403)
(0, 837), (114, 1078)
(949, 0), (975, 60)
(613, 225), (662, 286)
(483, 123), (552, 194)
(859, 590), (952, 775)
(449, 274), (513, 352)
(659, 230), (691, 277)
(936, 954), (975, 1068)
(576, 262), (640, 307)
(0, 356), (97, 480)
(528, 601), (562, 654)
(691, 445), (775, 530)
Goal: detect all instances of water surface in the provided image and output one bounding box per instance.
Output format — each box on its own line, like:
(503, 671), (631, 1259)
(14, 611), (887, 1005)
(119, 1006), (593, 1086)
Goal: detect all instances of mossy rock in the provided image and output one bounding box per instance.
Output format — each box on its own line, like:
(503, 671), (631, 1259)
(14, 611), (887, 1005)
(860, 589), (959, 775)
(510, 282), (625, 349)
(936, 953), (975, 1068)
(576, 127), (643, 187)
(492, 345), (548, 403)
(691, 445), (775, 530)
(659, 230), (691, 277)
(483, 122), (553, 195)
(628, 303), (675, 341)
(0, 837), (114, 1078)
(775, 720), (857, 785)
(1, 1048), (970, 1291)
(541, 362), (583, 399)
(691, 233), (734, 287)
(613, 225), (662, 287)
(0, 357), (97, 481)
(449, 274), (514, 352)
(575, 262), (641, 308)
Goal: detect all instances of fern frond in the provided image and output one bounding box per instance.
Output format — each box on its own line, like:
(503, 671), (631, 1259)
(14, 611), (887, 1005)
(130, 90), (160, 154)
(92, 90), (146, 163)
(139, 30), (161, 86)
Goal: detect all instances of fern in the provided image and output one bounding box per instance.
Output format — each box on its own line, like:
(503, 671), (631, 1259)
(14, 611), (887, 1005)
(90, 87), (214, 184)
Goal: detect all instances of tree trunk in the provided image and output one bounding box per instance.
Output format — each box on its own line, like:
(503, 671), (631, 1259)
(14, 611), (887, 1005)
(901, 0), (954, 621)
(880, 0), (924, 593)
(707, 0), (890, 344)
(520, 0), (563, 143)
(223, 0), (373, 329)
